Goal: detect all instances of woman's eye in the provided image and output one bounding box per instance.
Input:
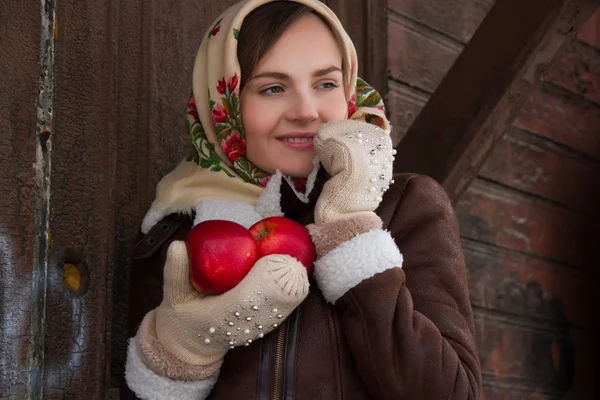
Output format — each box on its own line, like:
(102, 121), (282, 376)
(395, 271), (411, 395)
(262, 86), (284, 95)
(317, 82), (338, 90)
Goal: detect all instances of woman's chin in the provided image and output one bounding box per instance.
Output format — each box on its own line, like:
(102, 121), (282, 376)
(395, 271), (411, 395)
(248, 151), (316, 178)
(278, 162), (315, 178)
(267, 154), (316, 178)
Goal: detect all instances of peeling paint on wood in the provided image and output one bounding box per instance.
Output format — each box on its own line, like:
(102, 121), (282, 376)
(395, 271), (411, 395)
(27, 1), (57, 399)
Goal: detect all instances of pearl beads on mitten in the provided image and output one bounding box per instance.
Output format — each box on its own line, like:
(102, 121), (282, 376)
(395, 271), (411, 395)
(314, 120), (395, 225)
(154, 241), (309, 366)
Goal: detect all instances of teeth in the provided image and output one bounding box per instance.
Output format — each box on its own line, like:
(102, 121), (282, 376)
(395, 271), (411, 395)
(283, 137), (312, 143)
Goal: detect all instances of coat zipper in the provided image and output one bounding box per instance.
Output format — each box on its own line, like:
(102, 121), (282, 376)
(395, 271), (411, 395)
(270, 306), (301, 400)
(258, 305), (302, 399)
(272, 323), (286, 400)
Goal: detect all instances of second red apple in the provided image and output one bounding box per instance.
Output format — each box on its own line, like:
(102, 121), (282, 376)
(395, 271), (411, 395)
(249, 216), (316, 275)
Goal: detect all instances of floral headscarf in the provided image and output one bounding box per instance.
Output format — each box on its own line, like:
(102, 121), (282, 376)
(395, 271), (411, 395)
(186, 0), (389, 188)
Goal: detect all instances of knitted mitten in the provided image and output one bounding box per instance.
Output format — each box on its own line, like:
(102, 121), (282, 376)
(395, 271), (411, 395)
(308, 119), (395, 257)
(137, 241), (309, 377)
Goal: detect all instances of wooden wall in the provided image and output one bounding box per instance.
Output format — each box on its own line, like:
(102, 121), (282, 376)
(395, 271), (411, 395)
(458, 10), (600, 398)
(389, 2), (600, 398)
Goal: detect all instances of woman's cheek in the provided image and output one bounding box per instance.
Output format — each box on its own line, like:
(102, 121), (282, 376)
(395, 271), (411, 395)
(330, 90), (350, 120)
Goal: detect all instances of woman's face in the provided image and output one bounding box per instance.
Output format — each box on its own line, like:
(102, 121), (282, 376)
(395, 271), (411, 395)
(240, 14), (348, 178)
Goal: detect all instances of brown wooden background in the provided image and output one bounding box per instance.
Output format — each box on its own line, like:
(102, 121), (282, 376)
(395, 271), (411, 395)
(1, 0), (599, 399)
(387, 1), (600, 398)
(460, 12), (600, 399)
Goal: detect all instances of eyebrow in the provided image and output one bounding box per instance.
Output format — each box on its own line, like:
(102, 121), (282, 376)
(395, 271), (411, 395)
(251, 66), (343, 80)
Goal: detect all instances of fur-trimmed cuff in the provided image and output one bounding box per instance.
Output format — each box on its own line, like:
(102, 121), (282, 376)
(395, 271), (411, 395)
(314, 229), (403, 304)
(307, 214), (383, 257)
(136, 310), (222, 381)
(125, 336), (218, 400)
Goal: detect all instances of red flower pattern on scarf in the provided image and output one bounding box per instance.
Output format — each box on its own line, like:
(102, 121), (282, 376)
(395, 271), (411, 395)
(187, 96), (199, 120)
(212, 104), (227, 123)
(217, 78), (227, 95)
(222, 131), (246, 162)
(348, 94), (357, 118)
(227, 74), (239, 93)
(259, 176), (271, 187)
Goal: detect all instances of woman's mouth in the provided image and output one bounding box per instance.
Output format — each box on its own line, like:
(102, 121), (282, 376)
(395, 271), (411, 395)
(277, 133), (316, 150)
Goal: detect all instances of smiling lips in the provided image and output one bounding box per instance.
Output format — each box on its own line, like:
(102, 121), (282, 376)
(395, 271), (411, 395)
(277, 132), (316, 150)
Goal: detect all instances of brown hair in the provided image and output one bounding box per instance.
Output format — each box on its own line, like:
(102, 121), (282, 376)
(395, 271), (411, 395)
(237, 1), (333, 92)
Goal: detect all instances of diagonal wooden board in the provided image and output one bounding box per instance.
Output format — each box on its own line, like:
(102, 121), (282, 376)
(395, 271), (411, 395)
(390, 0), (600, 203)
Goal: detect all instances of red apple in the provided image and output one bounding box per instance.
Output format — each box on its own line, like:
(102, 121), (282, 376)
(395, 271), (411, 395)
(186, 220), (258, 295)
(249, 216), (316, 275)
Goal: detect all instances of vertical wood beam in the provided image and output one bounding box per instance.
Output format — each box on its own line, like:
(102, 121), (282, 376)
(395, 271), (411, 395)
(326, 0), (389, 97)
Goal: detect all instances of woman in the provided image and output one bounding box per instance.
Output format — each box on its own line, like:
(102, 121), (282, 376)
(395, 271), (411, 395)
(122, 0), (482, 399)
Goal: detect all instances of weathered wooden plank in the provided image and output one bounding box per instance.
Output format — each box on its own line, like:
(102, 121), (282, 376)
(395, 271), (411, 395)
(43, 0), (119, 396)
(386, 80), (429, 144)
(388, 0), (494, 43)
(393, 0), (600, 204)
(326, 0), (388, 98)
(107, 0), (149, 390)
(388, 11), (463, 93)
(475, 312), (600, 399)
(456, 178), (600, 270)
(545, 39), (600, 104)
(0, 2), (41, 398)
(464, 239), (599, 331)
(578, 8), (600, 47)
(479, 128), (600, 215)
(514, 85), (600, 159)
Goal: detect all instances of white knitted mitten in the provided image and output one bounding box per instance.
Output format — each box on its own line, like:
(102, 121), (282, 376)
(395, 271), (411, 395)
(307, 120), (395, 257)
(154, 241), (309, 366)
(314, 119), (395, 225)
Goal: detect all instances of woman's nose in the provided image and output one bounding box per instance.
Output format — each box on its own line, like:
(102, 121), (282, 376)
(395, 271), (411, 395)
(288, 91), (318, 122)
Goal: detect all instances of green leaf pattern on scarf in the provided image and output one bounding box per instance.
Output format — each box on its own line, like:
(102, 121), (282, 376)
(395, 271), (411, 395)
(186, 96), (236, 178)
(355, 77), (385, 110)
